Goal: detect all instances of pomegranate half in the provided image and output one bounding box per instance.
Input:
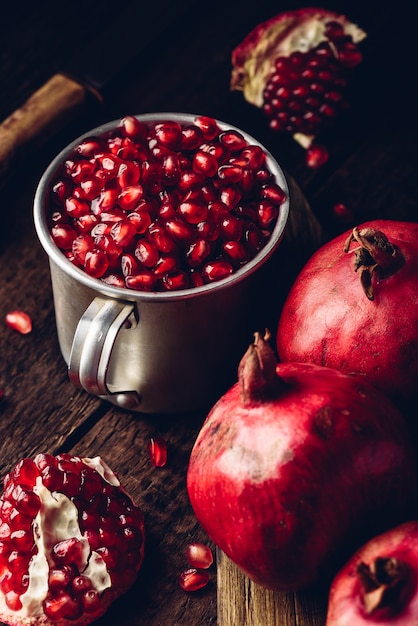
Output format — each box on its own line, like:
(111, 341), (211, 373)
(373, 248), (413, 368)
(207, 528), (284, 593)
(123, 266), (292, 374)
(326, 521), (418, 625)
(0, 453), (145, 626)
(276, 220), (418, 404)
(187, 333), (418, 591)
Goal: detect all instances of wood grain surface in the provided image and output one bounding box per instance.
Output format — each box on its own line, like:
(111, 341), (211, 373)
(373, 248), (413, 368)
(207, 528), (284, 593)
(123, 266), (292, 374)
(0, 0), (417, 624)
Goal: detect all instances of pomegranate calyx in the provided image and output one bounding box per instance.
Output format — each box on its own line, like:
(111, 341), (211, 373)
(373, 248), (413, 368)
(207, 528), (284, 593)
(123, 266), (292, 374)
(238, 330), (285, 405)
(344, 226), (405, 300)
(357, 556), (411, 615)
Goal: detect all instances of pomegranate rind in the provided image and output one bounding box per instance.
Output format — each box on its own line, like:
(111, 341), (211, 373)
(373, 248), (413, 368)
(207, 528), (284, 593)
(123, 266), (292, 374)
(231, 8), (366, 108)
(326, 521), (418, 626)
(187, 361), (418, 591)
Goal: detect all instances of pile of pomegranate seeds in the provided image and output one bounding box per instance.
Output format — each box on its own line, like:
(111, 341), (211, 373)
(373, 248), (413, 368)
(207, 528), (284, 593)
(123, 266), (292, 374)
(4, 311), (32, 335)
(0, 454), (145, 625)
(48, 115), (286, 292)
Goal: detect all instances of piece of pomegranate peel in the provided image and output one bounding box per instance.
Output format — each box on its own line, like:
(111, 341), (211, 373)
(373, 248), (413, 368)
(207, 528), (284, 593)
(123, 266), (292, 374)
(231, 8), (366, 148)
(0, 454), (145, 626)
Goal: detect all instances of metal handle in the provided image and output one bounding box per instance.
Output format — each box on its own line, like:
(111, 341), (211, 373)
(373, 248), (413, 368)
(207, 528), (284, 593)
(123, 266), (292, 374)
(69, 297), (139, 404)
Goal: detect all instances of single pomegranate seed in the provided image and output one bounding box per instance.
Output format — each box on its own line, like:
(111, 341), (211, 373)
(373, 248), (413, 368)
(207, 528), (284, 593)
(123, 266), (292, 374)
(84, 249), (109, 278)
(65, 196), (90, 218)
(82, 589), (101, 613)
(178, 200), (207, 224)
(178, 568), (210, 592)
(192, 150), (218, 177)
(5, 589), (22, 611)
(306, 144), (329, 168)
(153, 255), (178, 276)
(181, 125), (203, 150)
(162, 271), (189, 290)
(147, 436), (167, 467)
(202, 260), (234, 282)
(186, 543), (214, 569)
(118, 184), (144, 210)
(110, 219), (137, 247)
(5, 311), (32, 335)
(193, 115), (220, 140)
(43, 592), (81, 621)
(135, 240), (160, 267)
(223, 241), (248, 264)
(51, 224), (77, 250)
(333, 201), (355, 223)
(186, 239), (211, 267)
(120, 115), (147, 140)
(155, 120), (183, 150)
(125, 271), (158, 291)
(219, 130), (247, 152)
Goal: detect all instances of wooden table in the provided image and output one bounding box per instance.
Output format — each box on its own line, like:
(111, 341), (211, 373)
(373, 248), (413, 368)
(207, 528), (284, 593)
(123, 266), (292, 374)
(0, 1), (417, 624)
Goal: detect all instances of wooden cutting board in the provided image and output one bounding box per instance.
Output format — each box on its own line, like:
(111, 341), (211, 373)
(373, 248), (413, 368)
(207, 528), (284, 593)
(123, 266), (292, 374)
(216, 177), (327, 626)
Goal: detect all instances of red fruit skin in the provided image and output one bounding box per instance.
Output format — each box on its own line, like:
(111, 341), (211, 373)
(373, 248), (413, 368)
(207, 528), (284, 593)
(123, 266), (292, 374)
(276, 220), (418, 403)
(187, 361), (418, 592)
(326, 521), (418, 626)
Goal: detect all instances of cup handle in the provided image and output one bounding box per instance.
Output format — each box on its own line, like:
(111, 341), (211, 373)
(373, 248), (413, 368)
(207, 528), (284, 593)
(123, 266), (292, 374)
(68, 296), (138, 401)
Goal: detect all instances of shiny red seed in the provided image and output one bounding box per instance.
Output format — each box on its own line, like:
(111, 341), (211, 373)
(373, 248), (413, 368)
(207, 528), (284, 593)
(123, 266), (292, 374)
(181, 125), (204, 150)
(186, 543), (214, 569)
(306, 144), (329, 169)
(120, 115), (147, 141)
(219, 130), (246, 152)
(118, 185), (144, 210)
(155, 120), (182, 149)
(5, 311), (32, 335)
(193, 116), (220, 140)
(125, 271), (157, 291)
(178, 200), (207, 224)
(110, 219), (137, 247)
(223, 241), (248, 264)
(165, 218), (195, 242)
(261, 184), (286, 205)
(84, 249), (109, 278)
(147, 436), (167, 467)
(162, 271), (189, 290)
(186, 239), (211, 267)
(178, 568), (210, 592)
(202, 259), (233, 282)
(192, 151), (218, 177)
(135, 240), (160, 267)
(5, 590), (22, 611)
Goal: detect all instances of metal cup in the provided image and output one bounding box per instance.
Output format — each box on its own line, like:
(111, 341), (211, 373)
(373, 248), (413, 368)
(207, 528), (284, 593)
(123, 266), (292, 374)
(33, 113), (290, 413)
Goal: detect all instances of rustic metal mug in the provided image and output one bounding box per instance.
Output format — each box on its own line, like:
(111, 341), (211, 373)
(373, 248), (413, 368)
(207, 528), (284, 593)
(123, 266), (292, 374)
(33, 113), (290, 413)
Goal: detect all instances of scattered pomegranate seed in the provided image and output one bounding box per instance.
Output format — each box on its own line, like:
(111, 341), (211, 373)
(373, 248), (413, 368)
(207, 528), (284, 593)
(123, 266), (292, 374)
(5, 310), (32, 334)
(178, 568), (210, 592)
(147, 436), (167, 467)
(186, 543), (214, 569)
(333, 202), (355, 223)
(48, 116), (287, 292)
(305, 144), (329, 169)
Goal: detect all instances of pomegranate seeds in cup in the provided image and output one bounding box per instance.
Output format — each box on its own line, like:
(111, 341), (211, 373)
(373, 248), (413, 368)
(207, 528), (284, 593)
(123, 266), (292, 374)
(46, 114), (287, 292)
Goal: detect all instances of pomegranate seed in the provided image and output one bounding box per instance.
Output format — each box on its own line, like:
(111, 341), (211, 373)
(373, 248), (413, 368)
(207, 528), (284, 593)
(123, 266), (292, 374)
(135, 240), (160, 267)
(147, 436), (167, 467)
(5, 589), (22, 611)
(120, 115), (147, 140)
(186, 543), (214, 569)
(118, 185), (144, 210)
(202, 260), (234, 282)
(51, 223), (77, 249)
(223, 241), (248, 264)
(305, 144), (329, 169)
(219, 130), (247, 152)
(110, 219), (137, 247)
(192, 151), (218, 177)
(178, 568), (210, 592)
(155, 120), (182, 150)
(333, 201), (355, 223)
(65, 197), (90, 218)
(181, 125), (203, 150)
(178, 200), (207, 224)
(5, 311), (32, 334)
(194, 115), (220, 139)
(125, 271), (157, 291)
(186, 239), (211, 267)
(162, 271), (189, 290)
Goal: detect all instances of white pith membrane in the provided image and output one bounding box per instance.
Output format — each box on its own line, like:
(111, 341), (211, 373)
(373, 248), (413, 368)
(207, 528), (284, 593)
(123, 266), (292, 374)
(9, 457), (119, 618)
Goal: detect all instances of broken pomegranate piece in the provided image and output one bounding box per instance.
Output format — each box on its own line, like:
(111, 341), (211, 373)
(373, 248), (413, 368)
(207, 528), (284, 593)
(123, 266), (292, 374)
(47, 115), (287, 292)
(231, 8), (366, 152)
(0, 453), (145, 626)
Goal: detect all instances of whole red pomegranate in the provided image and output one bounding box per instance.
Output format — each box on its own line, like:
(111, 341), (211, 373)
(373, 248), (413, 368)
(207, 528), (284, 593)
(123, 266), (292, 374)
(187, 332), (418, 592)
(276, 220), (418, 404)
(326, 521), (418, 625)
(231, 8), (366, 160)
(0, 453), (145, 625)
